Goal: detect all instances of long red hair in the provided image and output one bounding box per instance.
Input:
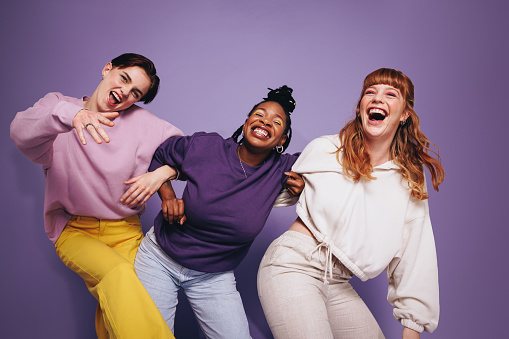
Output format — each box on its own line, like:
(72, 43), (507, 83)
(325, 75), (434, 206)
(337, 68), (445, 200)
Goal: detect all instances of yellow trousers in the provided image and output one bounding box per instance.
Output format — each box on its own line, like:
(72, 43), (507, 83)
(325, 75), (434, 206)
(55, 215), (175, 339)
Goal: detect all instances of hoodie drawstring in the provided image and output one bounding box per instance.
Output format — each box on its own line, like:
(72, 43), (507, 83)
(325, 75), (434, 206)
(306, 236), (334, 284)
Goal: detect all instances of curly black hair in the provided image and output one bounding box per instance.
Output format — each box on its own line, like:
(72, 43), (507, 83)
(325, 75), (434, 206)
(231, 85), (296, 150)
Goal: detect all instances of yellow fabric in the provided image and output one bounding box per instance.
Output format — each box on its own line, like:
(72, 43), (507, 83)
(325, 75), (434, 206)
(55, 215), (175, 339)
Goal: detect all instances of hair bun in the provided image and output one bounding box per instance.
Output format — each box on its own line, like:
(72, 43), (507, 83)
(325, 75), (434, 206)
(264, 85), (296, 114)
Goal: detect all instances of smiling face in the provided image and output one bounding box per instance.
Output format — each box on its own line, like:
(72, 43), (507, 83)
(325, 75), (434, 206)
(242, 101), (288, 153)
(88, 63), (151, 112)
(359, 84), (409, 145)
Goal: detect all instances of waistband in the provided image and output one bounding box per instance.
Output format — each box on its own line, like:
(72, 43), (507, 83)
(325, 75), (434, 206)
(283, 230), (321, 246)
(70, 214), (140, 223)
(282, 230), (353, 283)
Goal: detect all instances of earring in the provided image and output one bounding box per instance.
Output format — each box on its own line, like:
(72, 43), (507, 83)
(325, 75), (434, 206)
(275, 145), (284, 153)
(400, 120), (407, 126)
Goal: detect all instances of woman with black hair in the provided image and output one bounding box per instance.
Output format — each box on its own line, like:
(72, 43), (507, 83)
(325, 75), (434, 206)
(122, 86), (303, 338)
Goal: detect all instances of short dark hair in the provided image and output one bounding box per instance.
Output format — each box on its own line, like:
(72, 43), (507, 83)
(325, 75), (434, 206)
(111, 53), (160, 104)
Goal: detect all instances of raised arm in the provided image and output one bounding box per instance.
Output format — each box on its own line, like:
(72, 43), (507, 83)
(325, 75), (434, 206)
(71, 108), (118, 145)
(10, 92), (117, 166)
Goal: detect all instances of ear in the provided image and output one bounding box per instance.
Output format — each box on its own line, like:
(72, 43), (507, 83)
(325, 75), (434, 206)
(102, 62), (113, 78)
(400, 110), (410, 123)
(278, 134), (288, 147)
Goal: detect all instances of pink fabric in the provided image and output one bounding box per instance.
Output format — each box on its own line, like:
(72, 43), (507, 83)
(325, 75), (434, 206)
(11, 92), (183, 243)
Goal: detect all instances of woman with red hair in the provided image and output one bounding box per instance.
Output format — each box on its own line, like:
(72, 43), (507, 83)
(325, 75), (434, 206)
(258, 68), (445, 339)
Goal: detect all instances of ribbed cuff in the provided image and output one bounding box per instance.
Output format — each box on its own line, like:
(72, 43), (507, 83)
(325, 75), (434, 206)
(400, 318), (424, 333)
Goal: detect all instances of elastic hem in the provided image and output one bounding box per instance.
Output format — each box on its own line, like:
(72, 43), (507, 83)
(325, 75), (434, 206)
(295, 210), (368, 281)
(400, 318), (424, 333)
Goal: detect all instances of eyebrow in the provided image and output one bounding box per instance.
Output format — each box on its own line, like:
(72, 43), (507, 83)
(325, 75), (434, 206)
(122, 71), (133, 83)
(367, 85), (401, 95)
(370, 84), (399, 91)
(255, 107), (284, 121)
(274, 113), (285, 121)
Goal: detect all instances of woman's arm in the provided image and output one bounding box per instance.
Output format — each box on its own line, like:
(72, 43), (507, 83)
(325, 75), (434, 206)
(387, 207), (439, 334)
(10, 92), (118, 166)
(71, 108), (118, 145)
(158, 181), (186, 225)
(285, 171), (304, 196)
(403, 327), (420, 339)
(273, 171), (304, 207)
(121, 165), (178, 207)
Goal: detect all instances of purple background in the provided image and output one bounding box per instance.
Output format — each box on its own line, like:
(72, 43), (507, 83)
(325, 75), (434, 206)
(1, 1), (507, 338)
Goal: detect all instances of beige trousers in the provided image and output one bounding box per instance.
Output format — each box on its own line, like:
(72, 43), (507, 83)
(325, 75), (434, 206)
(257, 230), (385, 339)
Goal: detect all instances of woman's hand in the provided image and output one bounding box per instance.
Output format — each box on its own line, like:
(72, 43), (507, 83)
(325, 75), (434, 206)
(402, 327), (420, 339)
(161, 195), (186, 225)
(72, 109), (119, 145)
(121, 166), (177, 207)
(284, 171), (304, 197)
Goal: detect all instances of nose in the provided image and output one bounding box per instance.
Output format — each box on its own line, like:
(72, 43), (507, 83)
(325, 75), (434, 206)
(120, 85), (131, 99)
(372, 92), (385, 103)
(259, 116), (271, 126)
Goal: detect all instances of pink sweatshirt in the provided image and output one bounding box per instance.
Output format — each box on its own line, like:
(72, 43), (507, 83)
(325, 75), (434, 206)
(10, 92), (183, 243)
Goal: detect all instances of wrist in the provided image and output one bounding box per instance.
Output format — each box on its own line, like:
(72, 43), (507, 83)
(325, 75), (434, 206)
(156, 165), (178, 181)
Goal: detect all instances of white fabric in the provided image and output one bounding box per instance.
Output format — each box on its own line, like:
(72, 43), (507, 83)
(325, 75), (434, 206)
(290, 135), (439, 333)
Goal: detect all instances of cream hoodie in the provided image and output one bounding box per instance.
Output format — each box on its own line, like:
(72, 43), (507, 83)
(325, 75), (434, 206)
(292, 135), (439, 333)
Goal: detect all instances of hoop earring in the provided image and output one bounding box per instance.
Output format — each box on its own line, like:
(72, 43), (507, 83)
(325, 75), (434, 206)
(275, 145), (284, 153)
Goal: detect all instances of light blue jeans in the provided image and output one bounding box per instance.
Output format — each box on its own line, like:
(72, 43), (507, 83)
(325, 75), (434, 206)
(134, 227), (252, 339)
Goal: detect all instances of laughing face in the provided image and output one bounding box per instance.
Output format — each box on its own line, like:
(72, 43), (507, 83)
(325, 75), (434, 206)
(88, 63), (151, 112)
(359, 84), (409, 144)
(242, 101), (288, 153)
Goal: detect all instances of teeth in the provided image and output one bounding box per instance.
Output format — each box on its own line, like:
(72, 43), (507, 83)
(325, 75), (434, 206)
(254, 128), (269, 138)
(112, 92), (121, 103)
(369, 108), (386, 116)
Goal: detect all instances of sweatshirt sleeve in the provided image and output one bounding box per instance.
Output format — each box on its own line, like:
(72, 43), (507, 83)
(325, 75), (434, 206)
(10, 92), (84, 167)
(148, 134), (194, 180)
(386, 201), (439, 333)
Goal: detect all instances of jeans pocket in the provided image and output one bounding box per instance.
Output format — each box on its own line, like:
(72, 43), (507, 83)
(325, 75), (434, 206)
(146, 232), (161, 249)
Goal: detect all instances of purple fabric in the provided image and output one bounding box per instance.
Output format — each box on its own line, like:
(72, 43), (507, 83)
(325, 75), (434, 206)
(149, 132), (299, 272)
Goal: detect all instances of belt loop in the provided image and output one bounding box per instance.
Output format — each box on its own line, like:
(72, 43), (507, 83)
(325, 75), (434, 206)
(99, 218), (105, 236)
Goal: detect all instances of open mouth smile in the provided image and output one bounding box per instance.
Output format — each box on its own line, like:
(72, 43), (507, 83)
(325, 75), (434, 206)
(109, 91), (121, 105)
(253, 127), (270, 138)
(368, 107), (387, 122)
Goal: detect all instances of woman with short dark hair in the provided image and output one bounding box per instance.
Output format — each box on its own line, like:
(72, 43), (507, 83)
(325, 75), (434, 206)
(10, 53), (181, 338)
